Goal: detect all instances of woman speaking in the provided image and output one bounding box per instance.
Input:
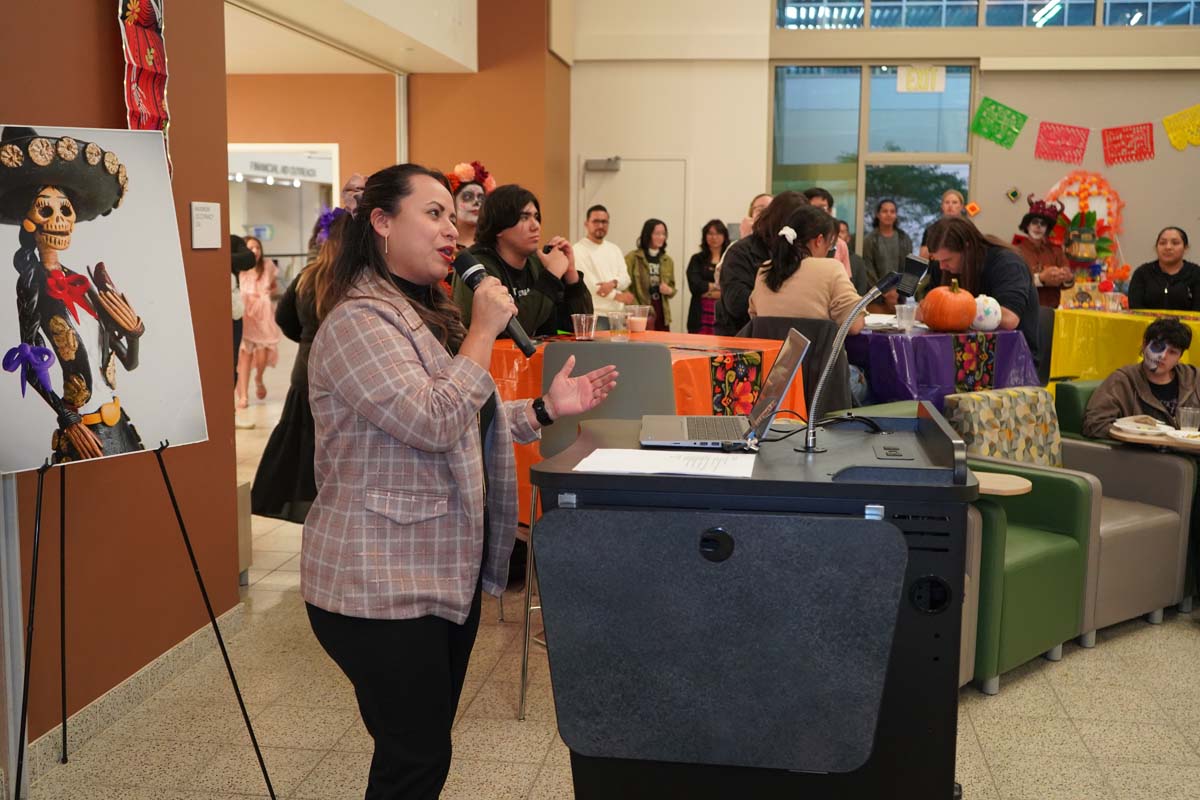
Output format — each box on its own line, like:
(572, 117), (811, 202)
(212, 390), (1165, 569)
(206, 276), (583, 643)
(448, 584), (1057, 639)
(303, 164), (617, 798)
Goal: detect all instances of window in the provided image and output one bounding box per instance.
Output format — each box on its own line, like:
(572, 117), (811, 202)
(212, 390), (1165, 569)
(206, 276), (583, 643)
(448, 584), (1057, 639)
(868, 66), (972, 153)
(1105, 0), (1197, 22)
(863, 164), (970, 246)
(870, 0), (980, 26)
(778, 0), (866, 28)
(773, 65), (975, 248)
(773, 67), (862, 236)
(985, 0), (1097, 24)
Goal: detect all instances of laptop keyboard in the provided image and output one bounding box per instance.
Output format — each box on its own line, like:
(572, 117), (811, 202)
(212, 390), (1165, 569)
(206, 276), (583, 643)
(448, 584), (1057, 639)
(685, 416), (749, 441)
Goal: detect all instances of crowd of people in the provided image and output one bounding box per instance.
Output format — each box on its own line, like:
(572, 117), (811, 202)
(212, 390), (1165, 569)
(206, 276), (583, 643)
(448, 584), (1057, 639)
(230, 160), (1193, 798)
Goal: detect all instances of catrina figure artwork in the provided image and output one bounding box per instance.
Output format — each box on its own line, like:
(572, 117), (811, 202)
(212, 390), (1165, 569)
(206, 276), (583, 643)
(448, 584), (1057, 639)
(0, 125), (206, 474)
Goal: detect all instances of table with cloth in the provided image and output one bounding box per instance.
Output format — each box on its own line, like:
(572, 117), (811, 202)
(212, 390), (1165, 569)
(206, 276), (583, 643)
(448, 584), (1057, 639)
(1051, 308), (1200, 382)
(490, 330), (808, 524)
(845, 329), (1040, 410)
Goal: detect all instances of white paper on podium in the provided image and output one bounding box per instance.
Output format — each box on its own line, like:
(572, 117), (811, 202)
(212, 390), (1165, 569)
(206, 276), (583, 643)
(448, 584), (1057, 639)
(572, 449), (756, 478)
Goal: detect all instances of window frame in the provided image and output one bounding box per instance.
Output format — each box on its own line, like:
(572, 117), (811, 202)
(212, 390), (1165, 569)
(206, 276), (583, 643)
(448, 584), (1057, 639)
(777, 0), (1196, 26)
(767, 60), (979, 253)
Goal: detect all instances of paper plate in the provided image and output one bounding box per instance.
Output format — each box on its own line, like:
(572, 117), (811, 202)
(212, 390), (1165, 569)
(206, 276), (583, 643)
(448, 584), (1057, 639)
(1112, 418), (1168, 436)
(1165, 429), (1200, 443)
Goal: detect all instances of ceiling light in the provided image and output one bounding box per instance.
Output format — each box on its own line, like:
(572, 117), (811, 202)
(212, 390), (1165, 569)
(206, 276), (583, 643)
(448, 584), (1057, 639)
(266, 176), (274, 186)
(292, 178), (301, 188)
(234, 172), (244, 183)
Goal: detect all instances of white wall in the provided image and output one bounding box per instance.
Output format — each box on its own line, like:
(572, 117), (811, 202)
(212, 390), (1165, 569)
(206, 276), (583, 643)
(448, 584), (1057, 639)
(345, 0), (477, 71)
(574, 0), (771, 60)
(571, 60), (770, 251)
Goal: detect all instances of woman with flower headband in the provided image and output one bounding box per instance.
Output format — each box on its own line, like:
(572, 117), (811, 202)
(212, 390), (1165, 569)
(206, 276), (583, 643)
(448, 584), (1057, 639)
(446, 160), (496, 252)
(251, 207), (349, 522)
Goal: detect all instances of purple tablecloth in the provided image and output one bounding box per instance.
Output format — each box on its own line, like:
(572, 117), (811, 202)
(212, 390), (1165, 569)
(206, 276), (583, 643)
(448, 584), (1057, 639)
(846, 329), (1040, 410)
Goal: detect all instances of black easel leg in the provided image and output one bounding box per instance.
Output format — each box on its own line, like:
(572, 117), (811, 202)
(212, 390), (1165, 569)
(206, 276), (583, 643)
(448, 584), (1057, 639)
(153, 443), (276, 800)
(59, 464), (68, 764)
(13, 461), (51, 800)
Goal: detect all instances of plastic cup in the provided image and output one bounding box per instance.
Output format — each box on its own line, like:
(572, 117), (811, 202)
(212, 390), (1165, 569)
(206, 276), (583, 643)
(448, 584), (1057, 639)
(895, 302), (916, 331)
(1179, 406), (1200, 431)
(571, 313), (596, 341)
(625, 304), (652, 332)
(608, 311), (630, 341)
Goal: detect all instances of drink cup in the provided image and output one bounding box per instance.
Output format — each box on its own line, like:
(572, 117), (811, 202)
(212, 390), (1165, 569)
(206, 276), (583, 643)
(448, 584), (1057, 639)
(625, 305), (652, 332)
(608, 311), (630, 341)
(571, 313), (596, 341)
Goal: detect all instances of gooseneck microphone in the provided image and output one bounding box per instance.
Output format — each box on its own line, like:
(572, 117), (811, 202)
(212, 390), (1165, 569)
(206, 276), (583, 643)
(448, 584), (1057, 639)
(452, 251), (538, 358)
(801, 271), (904, 453)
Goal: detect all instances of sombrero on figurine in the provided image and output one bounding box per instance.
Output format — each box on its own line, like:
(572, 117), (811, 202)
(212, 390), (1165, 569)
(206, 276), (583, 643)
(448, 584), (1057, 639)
(0, 126), (128, 226)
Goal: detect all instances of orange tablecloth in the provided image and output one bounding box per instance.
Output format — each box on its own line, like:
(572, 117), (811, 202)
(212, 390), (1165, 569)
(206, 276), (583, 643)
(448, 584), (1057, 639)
(490, 330), (808, 524)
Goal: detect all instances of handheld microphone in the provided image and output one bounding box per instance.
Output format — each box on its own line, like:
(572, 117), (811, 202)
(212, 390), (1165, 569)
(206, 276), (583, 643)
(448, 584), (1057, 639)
(451, 251), (538, 358)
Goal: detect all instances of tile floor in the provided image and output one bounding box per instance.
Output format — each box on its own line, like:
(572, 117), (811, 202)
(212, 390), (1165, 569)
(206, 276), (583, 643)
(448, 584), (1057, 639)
(26, 337), (1200, 799)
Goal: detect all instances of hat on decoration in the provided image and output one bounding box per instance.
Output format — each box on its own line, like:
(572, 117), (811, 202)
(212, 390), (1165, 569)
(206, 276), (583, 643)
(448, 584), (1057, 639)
(1019, 194), (1064, 233)
(0, 127), (128, 226)
(446, 161), (497, 197)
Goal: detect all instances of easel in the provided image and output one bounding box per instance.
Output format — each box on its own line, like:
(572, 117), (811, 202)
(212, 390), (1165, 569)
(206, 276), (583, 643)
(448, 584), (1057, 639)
(9, 443), (276, 799)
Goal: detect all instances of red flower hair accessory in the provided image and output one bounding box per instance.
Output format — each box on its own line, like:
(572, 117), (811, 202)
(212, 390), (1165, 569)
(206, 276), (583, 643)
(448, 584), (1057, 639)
(446, 161), (497, 196)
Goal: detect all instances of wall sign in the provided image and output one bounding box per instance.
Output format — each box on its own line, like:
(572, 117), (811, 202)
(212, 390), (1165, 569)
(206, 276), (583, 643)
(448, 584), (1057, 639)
(896, 65), (946, 94)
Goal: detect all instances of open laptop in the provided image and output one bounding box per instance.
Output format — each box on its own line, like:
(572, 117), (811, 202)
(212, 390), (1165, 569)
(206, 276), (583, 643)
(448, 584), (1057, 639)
(639, 328), (811, 451)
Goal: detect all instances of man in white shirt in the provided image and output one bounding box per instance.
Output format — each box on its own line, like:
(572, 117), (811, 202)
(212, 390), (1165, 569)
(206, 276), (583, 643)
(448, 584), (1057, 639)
(574, 204), (635, 314)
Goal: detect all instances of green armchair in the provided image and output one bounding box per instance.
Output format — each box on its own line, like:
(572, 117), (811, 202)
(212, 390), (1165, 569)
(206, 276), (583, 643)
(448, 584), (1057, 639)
(967, 465), (1092, 694)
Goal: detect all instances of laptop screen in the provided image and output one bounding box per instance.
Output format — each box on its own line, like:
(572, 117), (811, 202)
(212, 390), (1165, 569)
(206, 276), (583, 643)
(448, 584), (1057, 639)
(746, 328), (811, 441)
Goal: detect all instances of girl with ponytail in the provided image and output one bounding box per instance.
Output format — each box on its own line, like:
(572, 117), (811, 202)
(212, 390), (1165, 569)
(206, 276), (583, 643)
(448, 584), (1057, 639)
(748, 204), (865, 334)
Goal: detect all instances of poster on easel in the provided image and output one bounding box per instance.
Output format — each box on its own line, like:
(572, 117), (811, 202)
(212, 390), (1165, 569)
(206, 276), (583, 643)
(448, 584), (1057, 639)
(0, 124), (206, 475)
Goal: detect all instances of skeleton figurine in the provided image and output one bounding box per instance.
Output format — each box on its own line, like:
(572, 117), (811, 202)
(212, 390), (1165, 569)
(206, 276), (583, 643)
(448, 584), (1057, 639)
(0, 126), (143, 463)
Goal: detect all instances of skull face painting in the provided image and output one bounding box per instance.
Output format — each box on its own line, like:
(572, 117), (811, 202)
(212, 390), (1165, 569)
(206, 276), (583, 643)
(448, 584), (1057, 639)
(0, 126), (144, 464)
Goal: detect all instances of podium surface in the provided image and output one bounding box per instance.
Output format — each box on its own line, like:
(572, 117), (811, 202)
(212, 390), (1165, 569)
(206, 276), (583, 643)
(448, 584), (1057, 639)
(530, 405), (978, 799)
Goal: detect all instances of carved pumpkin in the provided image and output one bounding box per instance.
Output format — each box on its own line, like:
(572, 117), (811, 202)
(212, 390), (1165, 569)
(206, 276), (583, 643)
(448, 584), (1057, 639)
(972, 294), (1001, 332)
(919, 279), (976, 332)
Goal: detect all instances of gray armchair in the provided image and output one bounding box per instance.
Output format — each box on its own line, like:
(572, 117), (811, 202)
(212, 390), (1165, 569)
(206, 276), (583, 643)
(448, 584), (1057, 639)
(1060, 438), (1194, 641)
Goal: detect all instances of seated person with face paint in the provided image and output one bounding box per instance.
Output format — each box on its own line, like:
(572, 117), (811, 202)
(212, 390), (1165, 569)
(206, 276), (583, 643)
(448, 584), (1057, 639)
(1082, 318), (1200, 438)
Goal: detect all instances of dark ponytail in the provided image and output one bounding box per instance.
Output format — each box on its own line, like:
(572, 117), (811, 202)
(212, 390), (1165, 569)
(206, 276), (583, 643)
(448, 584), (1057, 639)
(318, 163), (467, 351)
(762, 205), (837, 293)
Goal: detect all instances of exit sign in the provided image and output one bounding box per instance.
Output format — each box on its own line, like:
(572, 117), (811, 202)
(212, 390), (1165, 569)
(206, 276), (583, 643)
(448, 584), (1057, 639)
(897, 65), (946, 93)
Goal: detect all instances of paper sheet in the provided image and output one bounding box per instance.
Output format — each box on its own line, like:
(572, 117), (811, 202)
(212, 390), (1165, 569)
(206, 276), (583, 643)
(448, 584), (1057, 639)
(572, 448), (757, 478)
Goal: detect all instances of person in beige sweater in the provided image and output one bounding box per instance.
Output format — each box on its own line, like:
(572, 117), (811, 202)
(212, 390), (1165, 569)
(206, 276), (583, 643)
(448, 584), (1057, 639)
(749, 204), (865, 335)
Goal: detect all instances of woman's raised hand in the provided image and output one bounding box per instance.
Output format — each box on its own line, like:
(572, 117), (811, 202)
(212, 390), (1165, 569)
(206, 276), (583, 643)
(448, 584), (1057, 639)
(543, 355), (618, 419)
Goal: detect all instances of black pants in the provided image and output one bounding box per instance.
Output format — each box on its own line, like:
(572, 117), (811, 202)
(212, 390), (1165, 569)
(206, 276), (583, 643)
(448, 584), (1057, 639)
(306, 587), (482, 800)
(233, 318), (243, 384)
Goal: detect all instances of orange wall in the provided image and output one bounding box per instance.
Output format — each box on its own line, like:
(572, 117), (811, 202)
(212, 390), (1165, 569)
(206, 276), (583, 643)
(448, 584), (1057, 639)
(409, 0), (571, 237)
(0, 3), (237, 738)
(227, 73), (397, 182)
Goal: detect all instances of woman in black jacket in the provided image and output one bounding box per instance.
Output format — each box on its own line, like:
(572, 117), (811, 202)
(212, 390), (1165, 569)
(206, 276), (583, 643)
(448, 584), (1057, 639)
(251, 210), (348, 522)
(715, 192), (808, 335)
(1128, 227), (1200, 311)
(686, 219), (728, 333)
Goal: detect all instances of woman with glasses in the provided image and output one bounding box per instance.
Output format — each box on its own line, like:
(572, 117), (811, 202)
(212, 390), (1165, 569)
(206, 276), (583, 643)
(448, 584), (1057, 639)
(451, 183), (593, 337)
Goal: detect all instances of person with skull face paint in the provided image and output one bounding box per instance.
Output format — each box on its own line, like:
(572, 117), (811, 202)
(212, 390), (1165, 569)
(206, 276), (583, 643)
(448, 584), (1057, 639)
(1014, 195), (1072, 308)
(446, 161), (496, 252)
(1083, 317), (1200, 437)
(0, 126), (143, 463)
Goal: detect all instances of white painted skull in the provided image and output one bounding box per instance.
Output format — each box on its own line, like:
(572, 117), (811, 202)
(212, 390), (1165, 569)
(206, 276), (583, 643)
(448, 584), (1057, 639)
(27, 186), (76, 253)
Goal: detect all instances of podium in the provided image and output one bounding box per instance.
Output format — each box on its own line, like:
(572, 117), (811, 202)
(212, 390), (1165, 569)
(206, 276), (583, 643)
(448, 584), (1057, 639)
(529, 403), (978, 799)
